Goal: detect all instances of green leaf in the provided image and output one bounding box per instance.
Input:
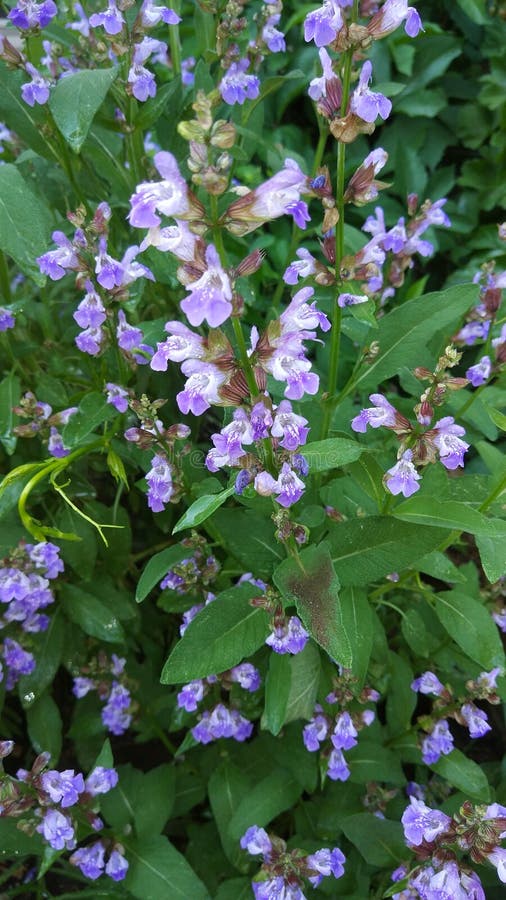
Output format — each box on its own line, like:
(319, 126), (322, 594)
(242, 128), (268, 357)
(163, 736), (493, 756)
(328, 517), (448, 585)
(172, 484), (236, 534)
(61, 584), (125, 643)
(431, 750), (491, 801)
(0, 372), (20, 455)
(160, 583), (269, 684)
(475, 533), (506, 583)
(0, 165), (53, 284)
(26, 692), (62, 763)
(123, 835), (209, 900)
(227, 768), (302, 840)
(274, 542), (352, 667)
(353, 284), (478, 392)
(261, 652), (291, 736)
(136, 544), (192, 602)
(346, 741), (406, 786)
(215, 879), (251, 900)
(339, 587), (374, 686)
(283, 640), (321, 724)
(417, 550), (466, 584)
(0, 818), (44, 859)
(434, 590), (505, 668)
(457, 0), (488, 23)
(100, 764), (175, 837)
(393, 496), (506, 537)
(49, 68), (117, 152)
(0, 62), (54, 161)
(18, 610), (65, 706)
(213, 508), (282, 578)
(208, 763), (252, 868)
(302, 438), (364, 473)
(62, 392), (116, 446)
(135, 78), (184, 130)
(341, 814), (405, 866)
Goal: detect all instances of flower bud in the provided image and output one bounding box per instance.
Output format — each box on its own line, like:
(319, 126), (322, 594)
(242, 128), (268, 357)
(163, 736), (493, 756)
(0, 740), (14, 759)
(210, 120), (236, 149)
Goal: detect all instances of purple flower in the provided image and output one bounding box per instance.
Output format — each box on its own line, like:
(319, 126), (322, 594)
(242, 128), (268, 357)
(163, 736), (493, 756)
(145, 454), (173, 512)
(421, 719), (454, 765)
(459, 703), (491, 739)
(351, 393), (397, 432)
(105, 849), (129, 881)
(89, 1), (124, 34)
(70, 842), (106, 880)
(350, 61), (392, 124)
(369, 0), (423, 40)
(0, 308), (15, 331)
(8, 0), (57, 29)
(128, 151), (190, 228)
(85, 767), (118, 796)
(219, 59), (260, 106)
(283, 248), (317, 285)
(177, 360), (226, 416)
(66, 2), (90, 37)
(327, 747), (350, 781)
(73, 282), (106, 330)
(21, 64), (50, 106)
(308, 47), (336, 101)
(306, 847), (346, 886)
(433, 417), (469, 470)
(116, 309), (143, 351)
(181, 56), (195, 86)
(385, 450), (421, 498)
(265, 615), (308, 654)
(48, 427), (69, 459)
(37, 809), (76, 851)
(281, 286), (331, 333)
(241, 825), (273, 859)
(338, 292), (369, 307)
(331, 712), (358, 751)
(140, 0), (181, 27)
(401, 797), (451, 846)
(141, 220), (197, 261)
(101, 682), (132, 735)
(304, 0), (344, 47)
(466, 355), (491, 387)
(27, 542), (63, 579)
(253, 877), (304, 900)
(150, 321), (204, 371)
(271, 401), (308, 451)
(105, 383), (129, 414)
(180, 244), (233, 328)
(229, 158), (310, 234)
(263, 15), (286, 53)
(476, 667), (503, 691)
(303, 712), (329, 751)
(41, 770), (85, 807)
(206, 409), (253, 472)
(3, 638), (35, 688)
(37, 230), (80, 281)
(456, 321), (490, 345)
(177, 679), (205, 712)
(73, 676), (95, 698)
(255, 463), (305, 508)
(411, 861), (485, 899)
(229, 663), (261, 692)
(192, 703), (253, 744)
(128, 38), (166, 101)
(411, 671), (445, 696)
(75, 326), (104, 356)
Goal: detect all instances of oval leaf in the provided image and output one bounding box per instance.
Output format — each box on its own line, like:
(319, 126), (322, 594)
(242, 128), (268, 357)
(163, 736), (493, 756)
(172, 484), (236, 534)
(136, 544), (192, 603)
(49, 68), (118, 152)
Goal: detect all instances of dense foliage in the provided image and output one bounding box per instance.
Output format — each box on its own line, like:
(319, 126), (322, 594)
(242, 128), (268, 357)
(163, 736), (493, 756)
(0, 1), (506, 897)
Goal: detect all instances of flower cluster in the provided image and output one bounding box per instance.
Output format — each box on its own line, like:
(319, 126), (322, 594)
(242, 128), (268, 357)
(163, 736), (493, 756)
(241, 824), (346, 898)
(351, 344), (471, 498)
(178, 664), (261, 746)
(72, 652), (135, 736)
(0, 743), (127, 881)
(303, 673), (379, 781)
(13, 391), (77, 458)
(453, 261), (506, 388)
(393, 797), (506, 896)
(411, 667), (503, 764)
(0, 541), (63, 689)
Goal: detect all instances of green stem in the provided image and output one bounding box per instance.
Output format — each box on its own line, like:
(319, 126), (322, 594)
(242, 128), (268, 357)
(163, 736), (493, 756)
(168, 0), (182, 76)
(126, 97), (144, 186)
(232, 315), (259, 399)
(319, 19), (356, 441)
(0, 250), (12, 303)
